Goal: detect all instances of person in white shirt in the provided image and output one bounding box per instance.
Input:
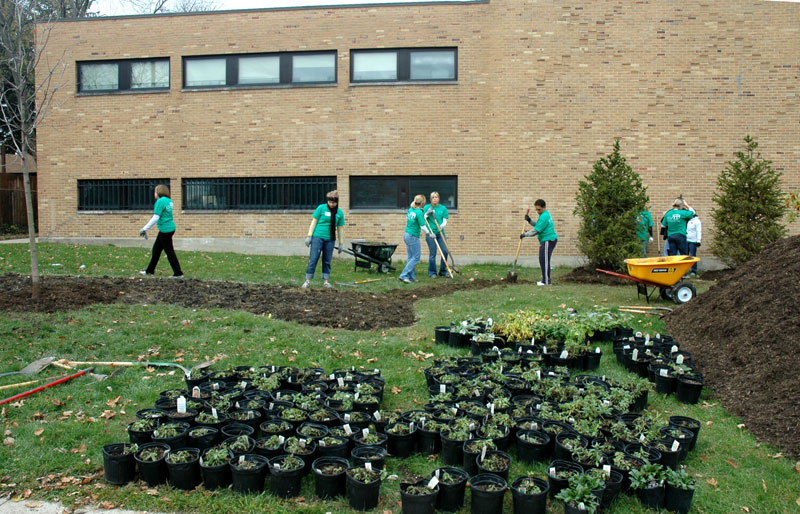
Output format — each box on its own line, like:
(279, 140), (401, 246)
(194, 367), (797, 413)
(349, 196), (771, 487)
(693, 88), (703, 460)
(686, 213), (702, 276)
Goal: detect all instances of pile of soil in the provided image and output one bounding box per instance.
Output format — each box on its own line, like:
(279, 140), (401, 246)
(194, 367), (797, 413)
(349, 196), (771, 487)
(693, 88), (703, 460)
(665, 235), (800, 458)
(0, 274), (514, 331)
(561, 266), (628, 286)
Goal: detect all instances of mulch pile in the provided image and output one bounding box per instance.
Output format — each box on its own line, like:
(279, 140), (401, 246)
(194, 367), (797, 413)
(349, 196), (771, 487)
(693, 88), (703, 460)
(665, 235), (800, 458)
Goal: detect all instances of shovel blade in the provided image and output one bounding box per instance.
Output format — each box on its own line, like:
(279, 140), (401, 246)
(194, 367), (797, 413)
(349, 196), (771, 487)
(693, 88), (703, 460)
(19, 357), (56, 375)
(506, 271), (518, 283)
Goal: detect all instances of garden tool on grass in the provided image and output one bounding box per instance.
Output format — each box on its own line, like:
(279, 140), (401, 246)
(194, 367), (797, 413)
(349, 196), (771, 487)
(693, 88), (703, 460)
(506, 209), (530, 283)
(618, 305), (674, 313)
(0, 356), (56, 380)
(336, 278), (384, 287)
(0, 367), (94, 406)
(431, 216), (460, 274)
(423, 216), (454, 279)
(51, 358), (215, 377)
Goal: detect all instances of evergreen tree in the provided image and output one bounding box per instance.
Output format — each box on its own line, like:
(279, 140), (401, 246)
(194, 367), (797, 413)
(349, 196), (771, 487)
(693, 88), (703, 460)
(711, 135), (787, 267)
(574, 140), (649, 272)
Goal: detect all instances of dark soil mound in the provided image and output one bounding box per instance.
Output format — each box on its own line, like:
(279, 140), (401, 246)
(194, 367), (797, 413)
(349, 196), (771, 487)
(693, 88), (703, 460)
(665, 235), (800, 458)
(561, 266), (628, 286)
(0, 274), (513, 331)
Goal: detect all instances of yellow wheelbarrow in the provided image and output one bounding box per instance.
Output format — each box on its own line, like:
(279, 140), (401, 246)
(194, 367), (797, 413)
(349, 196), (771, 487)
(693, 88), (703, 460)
(597, 255), (700, 304)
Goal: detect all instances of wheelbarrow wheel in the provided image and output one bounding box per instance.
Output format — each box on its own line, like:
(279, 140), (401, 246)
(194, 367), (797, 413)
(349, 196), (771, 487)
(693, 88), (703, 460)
(660, 288), (673, 301)
(379, 262), (391, 274)
(672, 281), (697, 304)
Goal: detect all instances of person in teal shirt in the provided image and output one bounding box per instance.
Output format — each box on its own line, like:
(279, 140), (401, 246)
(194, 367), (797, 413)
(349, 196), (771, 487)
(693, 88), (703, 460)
(520, 199), (558, 286)
(661, 198), (695, 256)
(636, 210), (653, 256)
(399, 194), (429, 283)
(139, 184), (183, 277)
(302, 190), (345, 289)
(422, 191), (450, 278)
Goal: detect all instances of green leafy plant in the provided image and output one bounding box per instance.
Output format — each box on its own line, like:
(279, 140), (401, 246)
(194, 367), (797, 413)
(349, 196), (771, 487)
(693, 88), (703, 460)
(188, 427), (215, 438)
(629, 462), (665, 489)
(317, 463), (346, 475)
(274, 455), (304, 471)
(129, 419), (157, 432)
(166, 449), (196, 464)
(201, 447), (230, 467)
(404, 484), (436, 495)
(257, 435), (283, 450)
(284, 436), (313, 454)
(137, 446), (166, 462)
(224, 435), (252, 453)
(514, 473), (544, 495)
(152, 423), (184, 439)
(347, 466), (381, 483)
(665, 468), (696, 490)
(554, 484), (599, 513)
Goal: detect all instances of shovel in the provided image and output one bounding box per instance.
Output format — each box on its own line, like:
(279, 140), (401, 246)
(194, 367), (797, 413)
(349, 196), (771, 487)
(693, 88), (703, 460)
(423, 216), (454, 278)
(506, 209), (530, 283)
(51, 358), (215, 377)
(430, 216), (460, 274)
(0, 357), (56, 380)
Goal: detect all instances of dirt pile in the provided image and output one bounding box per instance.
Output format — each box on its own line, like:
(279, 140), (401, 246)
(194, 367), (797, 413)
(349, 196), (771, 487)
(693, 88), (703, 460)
(665, 235), (800, 458)
(0, 274), (509, 331)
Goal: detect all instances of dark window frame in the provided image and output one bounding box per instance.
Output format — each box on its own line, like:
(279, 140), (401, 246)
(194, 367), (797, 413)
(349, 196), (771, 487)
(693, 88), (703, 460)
(350, 47), (458, 83)
(181, 176), (337, 211)
(77, 179), (168, 211)
(76, 58), (170, 94)
(182, 50), (338, 89)
(349, 175), (458, 210)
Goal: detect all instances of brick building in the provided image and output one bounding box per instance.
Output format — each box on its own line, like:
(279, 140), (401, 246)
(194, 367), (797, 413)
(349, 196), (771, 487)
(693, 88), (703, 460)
(36, 0), (800, 264)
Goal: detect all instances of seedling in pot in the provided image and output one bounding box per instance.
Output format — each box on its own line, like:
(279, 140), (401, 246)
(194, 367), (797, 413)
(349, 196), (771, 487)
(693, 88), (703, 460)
(479, 452), (510, 472)
(554, 484), (600, 513)
(317, 463), (347, 475)
(129, 419), (157, 432)
(470, 481), (505, 492)
(439, 470), (463, 485)
(257, 435), (283, 450)
(347, 467), (382, 483)
(201, 447), (230, 467)
(629, 463), (665, 489)
(152, 423), (184, 439)
(665, 468), (696, 490)
(261, 421), (292, 434)
(166, 450), (196, 464)
(514, 472), (544, 495)
(519, 431), (547, 445)
(189, 427), (215, 438)
(404, 484), (436, 495)
(464, 439), (496, 454)
(138, 446), (167, 462)
(284, 436), (313, 455)
(195, 412), (222, 424)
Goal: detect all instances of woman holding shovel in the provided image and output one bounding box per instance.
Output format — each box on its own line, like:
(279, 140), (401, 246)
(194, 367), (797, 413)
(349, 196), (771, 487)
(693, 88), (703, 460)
(423, 192), (450, 278)
(520, 199), (558, 286)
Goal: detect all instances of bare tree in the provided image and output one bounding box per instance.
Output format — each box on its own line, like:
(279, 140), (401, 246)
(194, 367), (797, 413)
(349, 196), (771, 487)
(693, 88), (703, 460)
(120, 0), (219, 14)
(0, 0), (68, 298)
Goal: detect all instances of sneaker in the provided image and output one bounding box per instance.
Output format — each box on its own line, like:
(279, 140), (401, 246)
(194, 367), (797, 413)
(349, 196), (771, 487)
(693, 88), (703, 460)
(537, 281), (546, 286)
(139, 270), (147, 275)
(399, 277), (411, 284)
(690, 272), (696, 277)
(301, 280), (310, 289)
(169, 274), (184, 279)
(429, 275), (437, 279)
(323, 281), (333, 289)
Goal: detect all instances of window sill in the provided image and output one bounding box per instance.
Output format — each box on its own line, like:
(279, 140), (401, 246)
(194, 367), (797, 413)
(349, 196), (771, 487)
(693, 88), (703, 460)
(182, 83), (338, 92)
(181, 209), (315, 214)
(78, 210), (150, 214)
(349, 80), (458, 87)
(76, 89), (170, 97)
(351, 209), (459, 214)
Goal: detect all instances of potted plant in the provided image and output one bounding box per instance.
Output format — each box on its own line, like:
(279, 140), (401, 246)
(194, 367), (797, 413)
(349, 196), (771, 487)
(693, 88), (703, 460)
(554, 432), (588, 461)
(675, 373), (704, 404)
(102, 442), (137, 485)
(282, 436), (317, 474)
(134, 442), (169, 486)
(546, 459), (584, 498)
(187, 426), (218, 451)
(554, 483), (600, 514)
(222, 434), (255, 458)
(127, 418), (158, 445)
(385, 422), (417, 458)
(259, 419), (293, 439)
(462, 439), (496, 477)
(199, 446), (233, 490)
(297, 422), (330, 441)
(430, 467), (468, 513)
(629, 462), (665, 509)
(194, 411), (228, 431)
(440, 426), (471, 466)
(352, 428), (388, 449)
(586, 467), (622, 508)
(516, 429), (551, 463)
(151, 422), (189, 450)
(664, 467), (696, 513)
(469, 473), (507, 514)
(400, 480), (439, 514)
(475, 450), (512, 482)
(312, 456), (349, 499)
(351, 445), (387, 470)
(228, 408), (262, 432)
(317, 434), (349, 458)
(668, 415), (701, 451)
(230, 453), (269, 494)
(165, 448), (201, 491)
(510, 472), (549, 514)
(417, 420), (447, 455)
(346, 465), (383, 511)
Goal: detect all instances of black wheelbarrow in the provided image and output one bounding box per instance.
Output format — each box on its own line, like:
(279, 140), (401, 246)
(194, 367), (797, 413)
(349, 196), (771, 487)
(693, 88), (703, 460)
(341, 241), (398, 273)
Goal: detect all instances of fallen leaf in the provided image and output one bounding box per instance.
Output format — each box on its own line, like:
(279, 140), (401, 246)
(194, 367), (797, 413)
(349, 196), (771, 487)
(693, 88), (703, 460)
(34, 428), (44, 437)
(737, 423), (746, 429)
(2, 437), (14, 446)
(740, 507), (750, 513)
(706, 477), (718, 487)
(24, 502), (42, 508)
(796, 497), (800, 507)
(794, 461), (800, 473)
(106, 396), (122, 408)
(761, 479), (767, 492)
(98, 501), (116, 509)
(725, 460), (739, 469)
(367, 358), (378, 363)
(699, 454), (710, 462)
(769, 452), (783, 459)
(391, 386), (402, 394)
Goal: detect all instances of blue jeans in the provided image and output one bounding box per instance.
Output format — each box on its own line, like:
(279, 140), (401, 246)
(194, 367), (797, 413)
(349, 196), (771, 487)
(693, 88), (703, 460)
(425, 232), (449, 276)
(640, 240), (648, 257)
(305, 236), (335, 280)
(399, 232), (421, 281)
(667, 233), (688, 256)
(663, 239), (670, 256)
(688, 242), (699, 273)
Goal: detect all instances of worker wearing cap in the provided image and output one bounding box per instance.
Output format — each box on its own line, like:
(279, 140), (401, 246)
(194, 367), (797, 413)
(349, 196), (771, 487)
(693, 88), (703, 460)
(661, 199), (695, 256)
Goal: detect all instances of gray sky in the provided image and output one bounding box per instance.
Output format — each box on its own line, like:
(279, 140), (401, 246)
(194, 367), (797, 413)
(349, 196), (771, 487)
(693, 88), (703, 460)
(92, 0), (437, 16)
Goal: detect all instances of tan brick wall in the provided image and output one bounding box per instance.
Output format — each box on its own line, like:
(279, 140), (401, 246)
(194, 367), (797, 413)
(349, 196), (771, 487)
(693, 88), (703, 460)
(36, 0), (800, 259)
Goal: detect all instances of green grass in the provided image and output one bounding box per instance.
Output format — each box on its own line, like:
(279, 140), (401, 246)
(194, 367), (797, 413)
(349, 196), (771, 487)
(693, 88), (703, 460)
(0, 243), (797, 513)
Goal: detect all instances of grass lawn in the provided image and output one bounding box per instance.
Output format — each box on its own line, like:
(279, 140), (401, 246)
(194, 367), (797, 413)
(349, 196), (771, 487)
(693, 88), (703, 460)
(0, 243), (797, 513)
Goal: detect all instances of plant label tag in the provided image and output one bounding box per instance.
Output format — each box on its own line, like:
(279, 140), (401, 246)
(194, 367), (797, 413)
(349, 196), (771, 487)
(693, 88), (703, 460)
(278, 435), (285, 444)
(595, 347), (601, 353)
(274, 463), (280, 469)
(671, 440), (680, 452)
(527, 349), (534, 354)
(499, 365), (503, 374)
(239, 455), (245, 465)
(343, 424), (352, 435)
(489, 403), (495, 415)
(660, 368), (669, 377)
(480, 446), (488, 461)
(602, 375), (606, 381)
(451, 407), (458, 415)
(536, 370), (541, 380)
(632, 349), (639, 361)
(435, 469), (440, 479)
(365, 462), (372, 472)
(176, 396), (186, 414)
(239, 381), (246, 389)
(271, 366), (276, 372)
(603, 464), (611, 476)
(373, 411), (382, 421)
(676, 355), (685, 364)
(639, 434), (646, 442)
(319, 440), (326, 447)
(211, 407), (218, 418)
(362, 428), (369, 439)
(542, 346), (547, 354)
(354, 392), (360, 401)
(329, 373), (335, 380)
(531, 336), (535, 344)
(440, 384), (446, 393)
(299, 439), (306, 449)
(337, 377), (345, 387)
(603, 400), (611, 407)
(549, 467), (556, 477)
(671, 345), (679, 354)
(579, 502), (586, 511)
(275, 392), (281, 400)
(469, 423), (476, 431)
(428, 476), (439, 489)
(474, 389), (481, 397)
(518, 347), (523, 355)
(635, 331), (643, 338)
(409, 422), (415, 431)
(212, 382), (220, 390)
(247, 411), (253, 420)
(344, 413), (351, 422)
(192, 386), (201, 398)
(532, 422), (538, 430)
(623, 345), (630, 350)
(645, 334), (650, 344)
(420, 418), (426, 428)
(560, 350), (568, 359)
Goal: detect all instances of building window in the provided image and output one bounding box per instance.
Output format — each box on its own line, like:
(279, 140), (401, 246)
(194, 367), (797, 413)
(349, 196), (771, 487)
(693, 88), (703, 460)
(78, 179), (168, 211)
(77, 59), (169, 93)
(183, 51), (337, 89)
(350, 48), (457, 83)
(182, 177), (337, 210)
(349, 176), (457, 210)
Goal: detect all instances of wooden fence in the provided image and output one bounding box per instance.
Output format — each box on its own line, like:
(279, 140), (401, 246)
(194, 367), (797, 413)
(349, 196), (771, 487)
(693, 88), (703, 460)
(0, 173), (37, 230)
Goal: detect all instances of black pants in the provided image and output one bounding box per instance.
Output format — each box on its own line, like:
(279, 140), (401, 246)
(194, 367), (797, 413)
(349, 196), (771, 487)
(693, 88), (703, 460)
(146, 230), (183, 276)
(667, 233), (688, 256)
(539, 239), (557, 284)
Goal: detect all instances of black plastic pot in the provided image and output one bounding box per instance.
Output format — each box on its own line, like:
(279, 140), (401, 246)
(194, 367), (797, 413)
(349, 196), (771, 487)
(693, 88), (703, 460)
(385, 423), (417, 458)
(230, 454), (269, 494)
(127, 422), (157, 446)
(469, 473), (507, 514)
(223, 435), (256, 458)
(553, 433), (588, 462)
(165, 448), (201, 491)
(435, 326), (451, 345)
(151, 422), (190, 450)
(546, 459), (584, 498)
(665, 483), (695, 514)
(102, 443), (137, 485)
(199, 448), (233, 490)
(462, 439), (492, 477)
(510, 476), (548, 514)
(134, 442), (169, 486)
(653, 439), (681, 470)
(417, 427), (442, 456)
(634, 483), (665, 509)
(668, 415), (701, 451)
(516, 429), (551, 463)
(267, 454), (304, 497)
(676, 374), (704, 404)
(448, 331), (472, 348)
(351, 445), (387, 470)
(187, 427), (219, 451)
(654, 372), (677, 394)
(659, 426), (695, 462)
(347, 468), (382, 511)
(221, 423), (255, 439)
(312, 456), (349, 499)
(400, 481), (438, 514)
(317, 435), (349, 458)
(431, 467), (468, 512)
(228, 409), (262, 433)
(136, 408), (168, 423)
(440, 433), (467, 466)
(601, 469), (623, 508)
(476, 450), (512, 482)
(584, 350), (602, 370)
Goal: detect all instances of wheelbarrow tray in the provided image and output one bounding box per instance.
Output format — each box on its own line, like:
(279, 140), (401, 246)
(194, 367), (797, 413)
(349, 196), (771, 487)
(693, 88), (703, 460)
(624, 256), (699, 287)
(341, 241), (398, 273)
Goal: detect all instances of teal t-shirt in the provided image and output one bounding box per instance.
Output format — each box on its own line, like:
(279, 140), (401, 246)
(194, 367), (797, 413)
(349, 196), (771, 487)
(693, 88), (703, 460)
(312, 204), (345, 240)
(662, 209), (694, 236)
(422, 204), (449, 235)
(636, 211), (653, 241)
(534, 210), (557, 242)
(405, 207), (425, 237)
(154, 196), (176, 233)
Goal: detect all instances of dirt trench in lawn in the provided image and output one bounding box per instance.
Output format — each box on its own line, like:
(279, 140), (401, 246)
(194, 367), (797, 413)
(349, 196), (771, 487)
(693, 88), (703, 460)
(0, 274), (521, 331)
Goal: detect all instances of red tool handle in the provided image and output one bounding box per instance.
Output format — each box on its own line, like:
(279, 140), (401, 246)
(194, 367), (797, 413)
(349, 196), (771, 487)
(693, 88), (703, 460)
(0, 368), (93, 406)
